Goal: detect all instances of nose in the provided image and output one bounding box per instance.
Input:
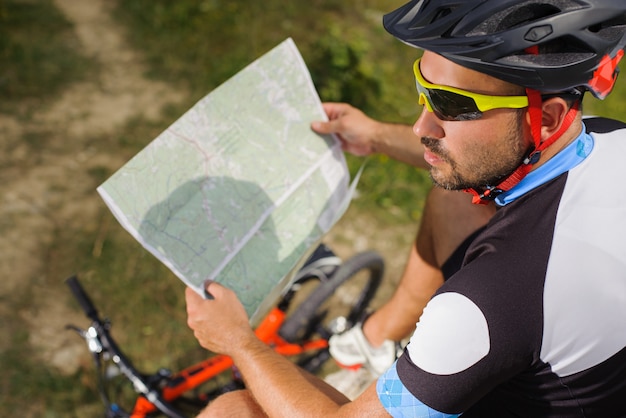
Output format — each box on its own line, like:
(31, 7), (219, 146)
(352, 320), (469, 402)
(413, 105), (444, 140)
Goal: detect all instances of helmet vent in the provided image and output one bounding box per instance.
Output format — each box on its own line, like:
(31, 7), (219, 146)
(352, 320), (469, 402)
(468, 0), (582, 36)
(500, 35), (594, 68)
(498, 5), (560, 32)
(413, 5), (462, 31)
(590, 15), (626, 42)
(596, 25), (626, 42)
(432, 7), (453, 22)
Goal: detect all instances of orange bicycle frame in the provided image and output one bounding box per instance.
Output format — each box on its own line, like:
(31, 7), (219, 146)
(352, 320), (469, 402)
(130, 306), (328, 417)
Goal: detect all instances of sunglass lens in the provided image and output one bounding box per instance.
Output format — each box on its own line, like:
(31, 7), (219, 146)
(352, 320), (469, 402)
(428, 89), (483, 121)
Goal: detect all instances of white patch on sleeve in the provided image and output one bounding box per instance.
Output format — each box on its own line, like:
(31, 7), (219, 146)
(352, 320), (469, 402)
(407, 292), (490, 375)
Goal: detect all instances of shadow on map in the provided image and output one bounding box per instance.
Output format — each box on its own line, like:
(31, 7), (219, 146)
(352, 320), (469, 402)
(138, 176), (316, 321)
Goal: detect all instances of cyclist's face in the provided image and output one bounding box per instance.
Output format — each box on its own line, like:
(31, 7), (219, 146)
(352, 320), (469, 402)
(413, 52), (532, 191)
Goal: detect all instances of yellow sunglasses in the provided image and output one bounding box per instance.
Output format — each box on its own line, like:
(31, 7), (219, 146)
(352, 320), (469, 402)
(413, 58), (529, 121)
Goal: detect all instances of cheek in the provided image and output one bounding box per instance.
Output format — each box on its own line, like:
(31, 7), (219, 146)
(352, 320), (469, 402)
(442, 117), (521, 171)
(442, 121), (495, 157)
(445, 117), (495, 137)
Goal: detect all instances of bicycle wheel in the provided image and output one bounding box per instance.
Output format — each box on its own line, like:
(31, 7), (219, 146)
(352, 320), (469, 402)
(278, 250), (385, 372)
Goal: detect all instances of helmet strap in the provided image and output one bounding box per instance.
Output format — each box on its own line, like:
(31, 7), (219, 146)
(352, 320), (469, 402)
(466, 88), (579, 205)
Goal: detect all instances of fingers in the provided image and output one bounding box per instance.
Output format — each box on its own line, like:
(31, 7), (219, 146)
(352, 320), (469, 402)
(185, 286), (202, 304)
(185, 282), (226, 306)
(184, 281), (254, 354)
(311, 119), (339, 135)
(311, 102), (353, 134)
(205, 280), (225, 299)
(185, 285), (215, 340)
(321, 102), (351, 119)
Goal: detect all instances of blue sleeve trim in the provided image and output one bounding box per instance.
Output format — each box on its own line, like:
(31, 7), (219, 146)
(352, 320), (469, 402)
(376, 362), (461, 418)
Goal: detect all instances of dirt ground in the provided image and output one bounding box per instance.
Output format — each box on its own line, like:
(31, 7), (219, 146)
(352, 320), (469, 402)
(0, 0), (414, 380)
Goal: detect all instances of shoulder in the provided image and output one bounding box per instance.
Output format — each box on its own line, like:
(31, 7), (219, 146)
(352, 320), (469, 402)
(568, 116), (626, 186)
(405, 292), (489, 375)
(394, 285), (541, 412)
(583, 116), (626, 134)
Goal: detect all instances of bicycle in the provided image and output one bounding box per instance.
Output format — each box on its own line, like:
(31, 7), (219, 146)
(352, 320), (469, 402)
(66, 243), (385, 417)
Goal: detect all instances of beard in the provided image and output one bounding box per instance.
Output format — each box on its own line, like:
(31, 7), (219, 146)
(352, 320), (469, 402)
(421, 112), (528, 190)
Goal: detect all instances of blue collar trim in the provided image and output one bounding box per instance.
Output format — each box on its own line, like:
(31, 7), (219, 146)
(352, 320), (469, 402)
(495, 123), (594, 206)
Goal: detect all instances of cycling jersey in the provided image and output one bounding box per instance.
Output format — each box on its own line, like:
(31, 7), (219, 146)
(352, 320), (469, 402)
(377, 118), (626, 417)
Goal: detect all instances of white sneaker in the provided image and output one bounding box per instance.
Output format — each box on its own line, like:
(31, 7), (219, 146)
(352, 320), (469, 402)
(328, 324), (396, 375)
(323, 368), (376, 400)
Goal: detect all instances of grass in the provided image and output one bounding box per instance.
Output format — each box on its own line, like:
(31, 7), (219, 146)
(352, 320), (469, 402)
(0, 0), (94, 112)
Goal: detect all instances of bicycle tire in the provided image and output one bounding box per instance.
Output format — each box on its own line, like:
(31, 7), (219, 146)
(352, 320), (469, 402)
(279, 250), (385, 350)
(182, 250), (384, 406)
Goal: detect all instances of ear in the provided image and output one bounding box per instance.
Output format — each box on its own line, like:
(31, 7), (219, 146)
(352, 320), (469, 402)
(540, 97), (571, 142)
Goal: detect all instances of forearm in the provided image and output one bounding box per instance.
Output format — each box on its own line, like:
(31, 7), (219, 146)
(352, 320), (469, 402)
(312, 103), (427, 169)
(186, 283), (389, 417)
(363, 238), (443, 345)
(230, 337), (350, 417)
(369, 122), (428, 169)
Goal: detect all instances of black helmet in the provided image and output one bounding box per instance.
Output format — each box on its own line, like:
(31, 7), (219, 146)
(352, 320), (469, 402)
(383, 0), (626, 98)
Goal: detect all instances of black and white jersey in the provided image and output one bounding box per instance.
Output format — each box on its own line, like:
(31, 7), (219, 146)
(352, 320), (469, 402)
(377, 118), (626, 417)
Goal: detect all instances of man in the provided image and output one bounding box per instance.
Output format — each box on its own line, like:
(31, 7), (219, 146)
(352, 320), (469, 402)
(186, 0), (626, 416)
(313, 104), (496, 394)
